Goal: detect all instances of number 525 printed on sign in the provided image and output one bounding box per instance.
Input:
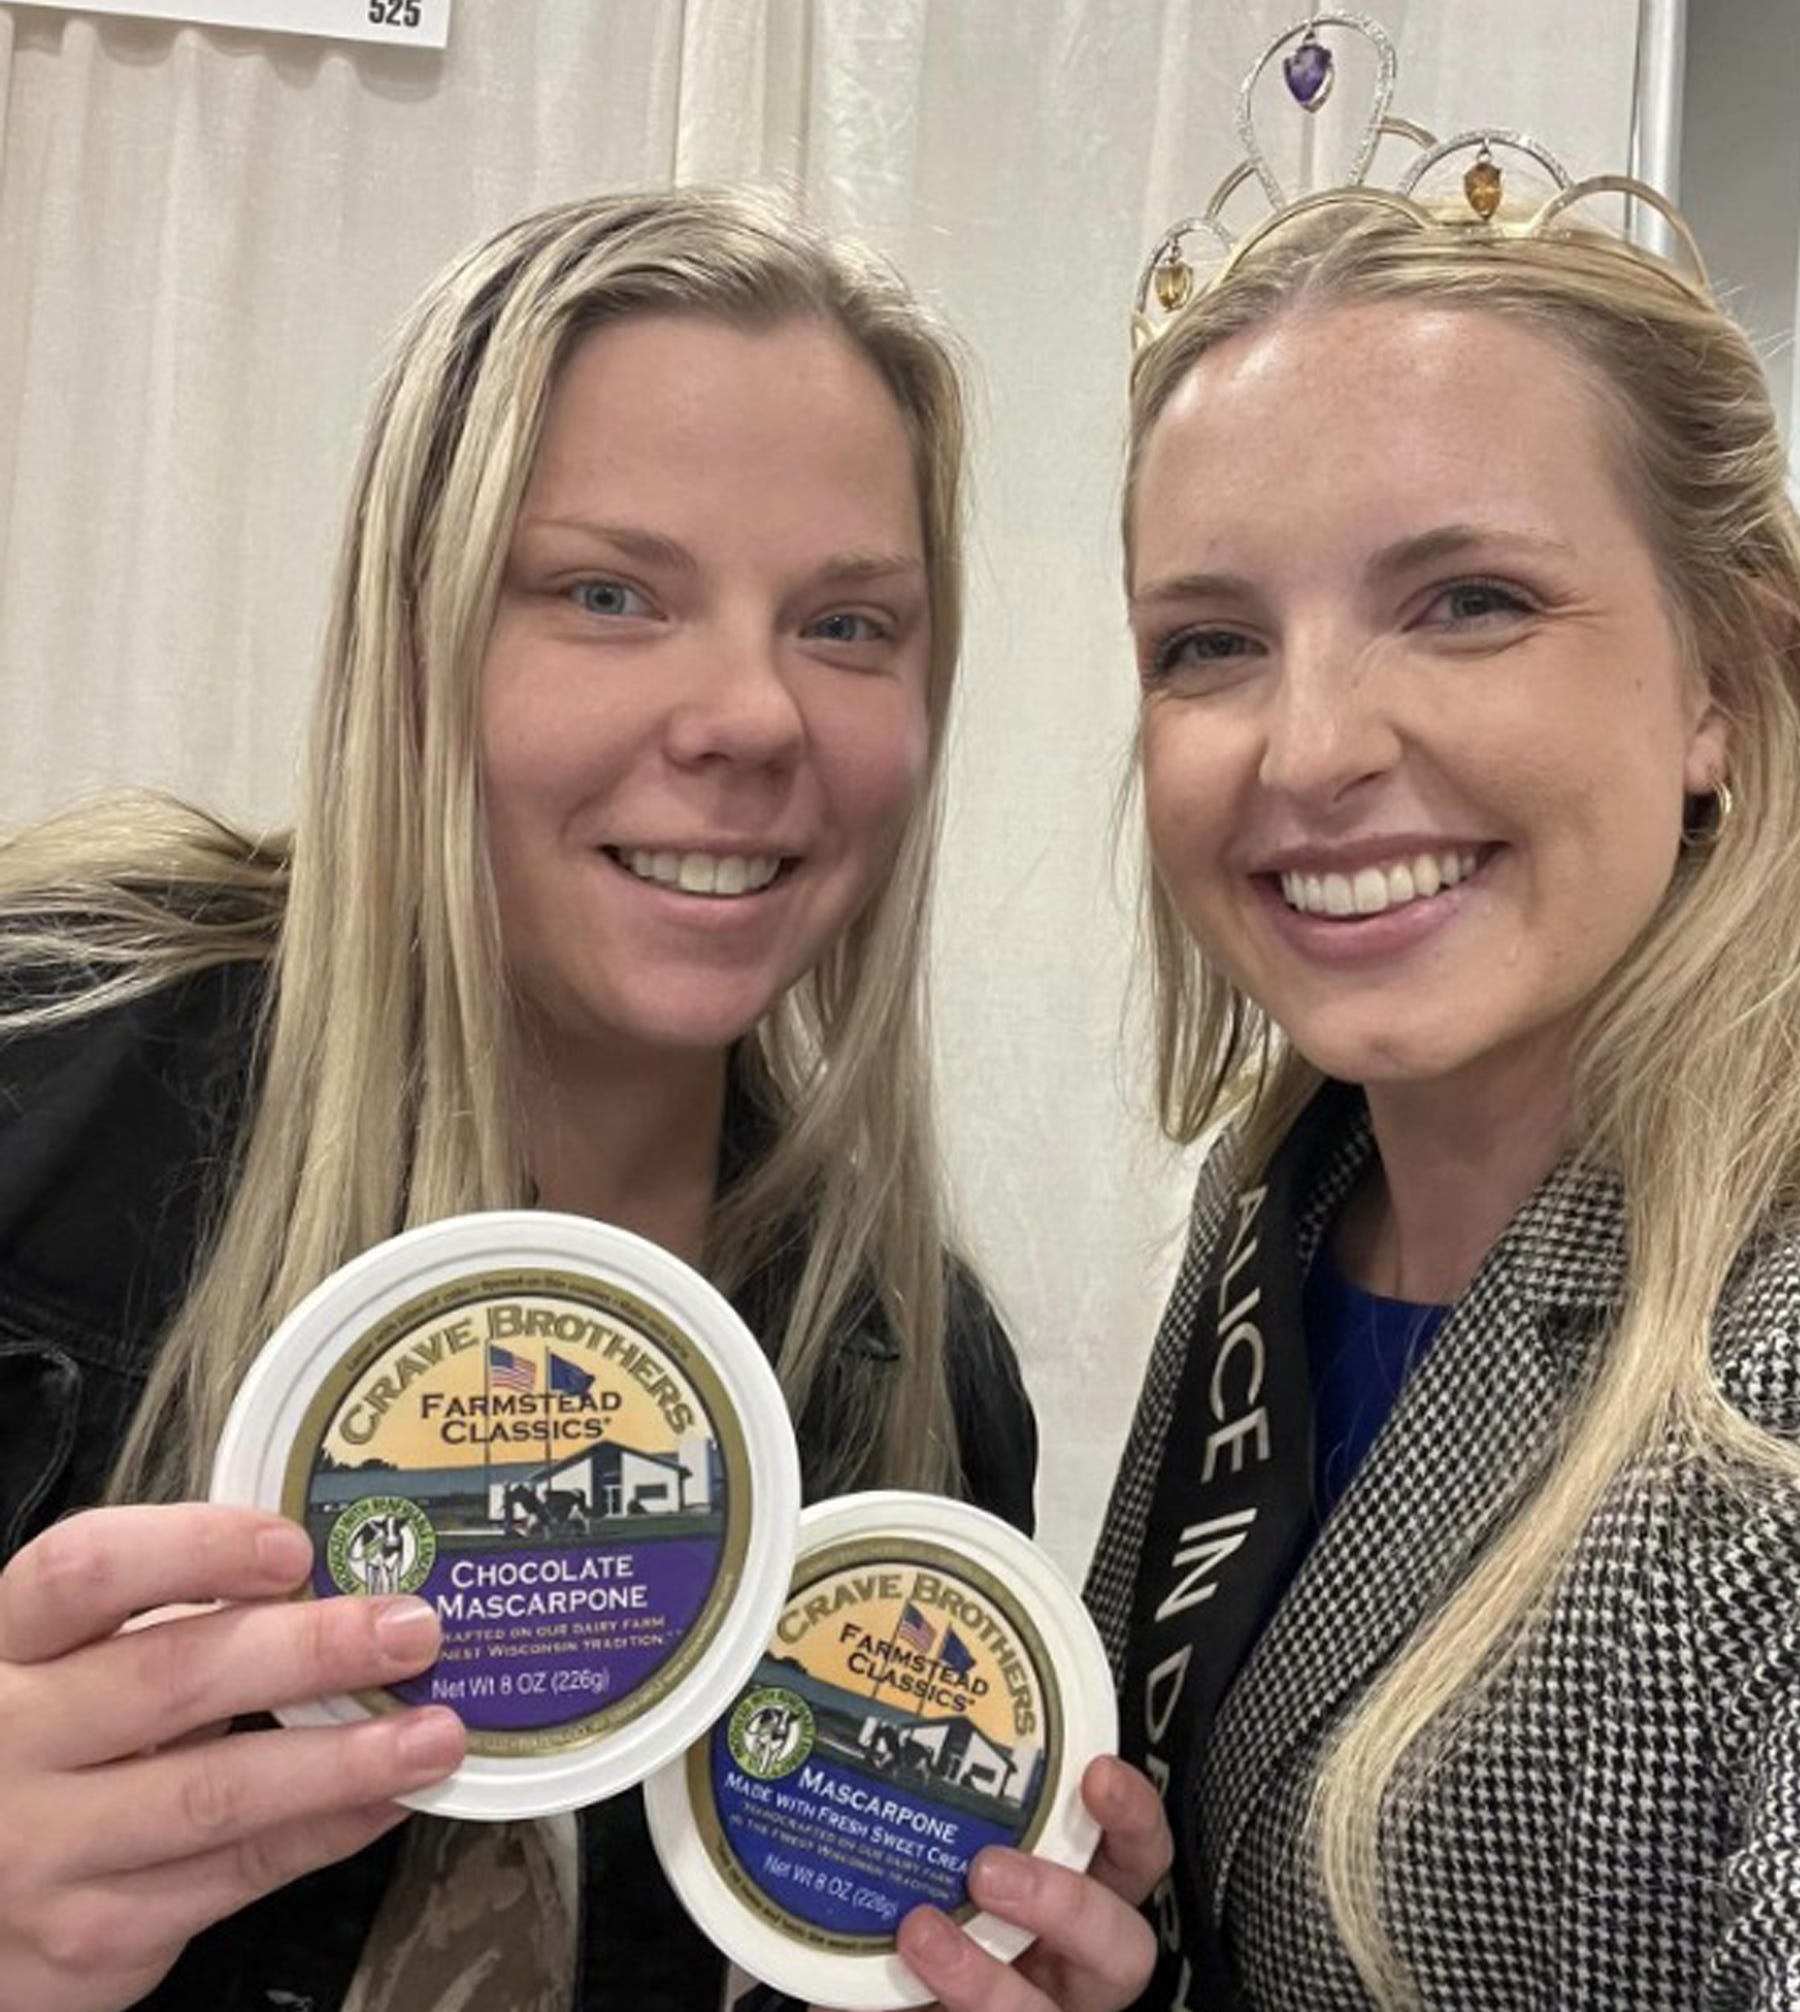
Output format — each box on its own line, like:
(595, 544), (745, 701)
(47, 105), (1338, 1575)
(9, 0), (450, 49)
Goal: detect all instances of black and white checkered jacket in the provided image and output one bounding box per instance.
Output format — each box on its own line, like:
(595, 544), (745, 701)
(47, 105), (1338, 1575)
(1087, 1103), (1800, 2010)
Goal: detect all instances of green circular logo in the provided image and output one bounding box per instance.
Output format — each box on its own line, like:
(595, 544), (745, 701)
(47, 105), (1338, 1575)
(728, 1686), (815, 1780)
(327, 1496), (438, 1596)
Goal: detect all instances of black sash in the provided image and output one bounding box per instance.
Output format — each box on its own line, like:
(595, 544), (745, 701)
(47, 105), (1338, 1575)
(1119, 1089), (1344, 2010)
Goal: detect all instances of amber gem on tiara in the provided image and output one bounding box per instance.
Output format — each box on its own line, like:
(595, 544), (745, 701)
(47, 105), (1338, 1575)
(1153, 252), (1194, 312)
(1463, 143), (1503, 220)
(1283, 26), (1334, 110)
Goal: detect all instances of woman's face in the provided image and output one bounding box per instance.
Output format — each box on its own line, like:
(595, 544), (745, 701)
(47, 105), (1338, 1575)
(1129, 302), (1726, 1101)
(481, 313), (932, 1061)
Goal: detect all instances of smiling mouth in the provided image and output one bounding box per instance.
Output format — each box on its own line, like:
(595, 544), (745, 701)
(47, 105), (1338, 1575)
(1276, 847), (1487, 919)
(604, 846), (791, 898)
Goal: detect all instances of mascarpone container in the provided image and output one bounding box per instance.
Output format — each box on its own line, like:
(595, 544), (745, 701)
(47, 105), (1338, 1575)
(644, 1489), (1116, 2009)
(210, 1210), (801, 1820)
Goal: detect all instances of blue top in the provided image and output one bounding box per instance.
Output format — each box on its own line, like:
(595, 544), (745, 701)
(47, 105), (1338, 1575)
(1302, 1247), (1448, 1520)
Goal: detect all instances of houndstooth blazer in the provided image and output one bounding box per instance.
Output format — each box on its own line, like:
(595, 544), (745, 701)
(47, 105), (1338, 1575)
(1087, 1100), (1800, 2011)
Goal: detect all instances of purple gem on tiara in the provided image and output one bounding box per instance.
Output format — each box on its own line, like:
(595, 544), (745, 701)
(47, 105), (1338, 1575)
(1282, 29), (1333, 111)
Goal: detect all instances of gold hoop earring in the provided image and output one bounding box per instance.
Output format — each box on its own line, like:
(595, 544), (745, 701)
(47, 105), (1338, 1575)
(1688, 778), (1734, 848)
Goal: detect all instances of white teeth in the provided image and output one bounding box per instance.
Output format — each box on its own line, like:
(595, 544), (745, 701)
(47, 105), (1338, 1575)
(616, 850), (783, 897)
(1279, 848), (1482, 919)
(1352, 867), (1387, 917)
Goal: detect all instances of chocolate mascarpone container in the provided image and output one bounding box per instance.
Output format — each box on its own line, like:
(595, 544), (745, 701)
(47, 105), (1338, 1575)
(644, 1490), (1116, 2009)
(210, 1210), (801, 1820)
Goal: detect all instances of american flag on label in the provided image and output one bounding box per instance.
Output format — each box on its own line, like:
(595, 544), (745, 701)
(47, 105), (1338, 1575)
(895, 1601), (936, 1654)
(489, 1343), (536, 1392)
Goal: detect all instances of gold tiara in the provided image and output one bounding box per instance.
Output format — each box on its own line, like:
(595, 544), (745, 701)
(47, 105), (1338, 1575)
(1132, 10), (1710, 348)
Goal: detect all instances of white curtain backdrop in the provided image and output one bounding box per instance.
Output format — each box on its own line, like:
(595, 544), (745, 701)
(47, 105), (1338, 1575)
(0, 0), (1645, 1576)
(1676, 0), (1799, 454)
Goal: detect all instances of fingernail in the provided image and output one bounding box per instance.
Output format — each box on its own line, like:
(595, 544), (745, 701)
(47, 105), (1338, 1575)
(256, 1520), (313, 1582)
(395, 1708), (463, 1778)
(373, 1598), (440, 1665)
(971, 1845), (1032, 1907)
(1088, 1752), (1127, 1814)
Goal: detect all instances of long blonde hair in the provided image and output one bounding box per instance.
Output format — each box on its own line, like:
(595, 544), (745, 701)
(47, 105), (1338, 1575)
(0, 186), (969, 1505)
(1124, 200), (1800, 2006)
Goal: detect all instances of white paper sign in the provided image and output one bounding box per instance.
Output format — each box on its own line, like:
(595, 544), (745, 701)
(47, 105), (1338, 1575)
(10, 0), (451, 49)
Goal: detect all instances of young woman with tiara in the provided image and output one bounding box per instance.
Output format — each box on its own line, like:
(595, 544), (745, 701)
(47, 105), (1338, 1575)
(0, 189), (1165, 2012)
(1090, 16), (1800, 2010)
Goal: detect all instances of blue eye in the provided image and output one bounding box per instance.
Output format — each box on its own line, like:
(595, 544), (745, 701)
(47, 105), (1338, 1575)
(805, 610), (890, 644)
(1143, 627), (1260, 686)
(571, 579), (651, 619)
(1422, 580), (1532, 627)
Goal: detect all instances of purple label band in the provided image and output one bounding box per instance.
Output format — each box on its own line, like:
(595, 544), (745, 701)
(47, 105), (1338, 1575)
(309, 1534), (724, 1732)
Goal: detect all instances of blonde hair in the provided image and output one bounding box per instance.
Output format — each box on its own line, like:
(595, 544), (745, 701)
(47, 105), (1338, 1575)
(0, 185), (969, 1505)
(1124, 200), (1800, 2007)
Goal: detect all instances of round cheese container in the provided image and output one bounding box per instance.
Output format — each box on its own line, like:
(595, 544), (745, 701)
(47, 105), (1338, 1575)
(210, 1210), (801, 1820)
(644, 1489), (1116, 2010)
